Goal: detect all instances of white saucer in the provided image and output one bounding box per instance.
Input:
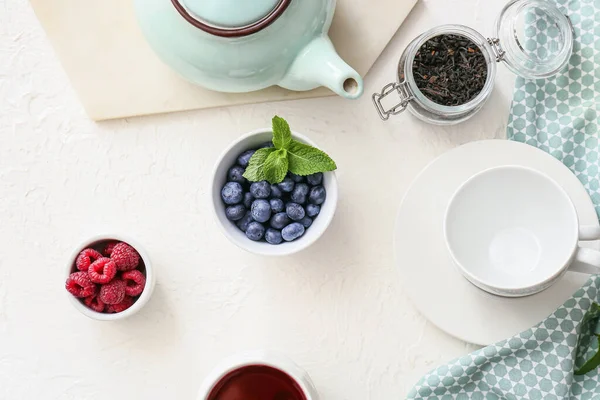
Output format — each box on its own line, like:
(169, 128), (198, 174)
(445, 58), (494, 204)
(395, 140), (599, 346)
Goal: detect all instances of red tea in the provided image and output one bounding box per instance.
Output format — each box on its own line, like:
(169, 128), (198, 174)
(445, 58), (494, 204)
(208, 365), (307, 400)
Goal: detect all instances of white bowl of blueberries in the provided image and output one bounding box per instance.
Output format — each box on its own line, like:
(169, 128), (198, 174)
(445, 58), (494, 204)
(211, 117), (338, 256)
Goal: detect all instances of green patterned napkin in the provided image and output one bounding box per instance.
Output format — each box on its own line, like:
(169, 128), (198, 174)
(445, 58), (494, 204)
(507, 0), (600, 218)
(407, 277), (600, 399)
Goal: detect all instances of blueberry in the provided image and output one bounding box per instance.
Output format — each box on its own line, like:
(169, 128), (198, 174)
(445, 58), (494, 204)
(282, 222), (305, 242)
(291, 183), (309, 204)
(289, 172), (304, 183)
(227, 165), (246, 184)
(246, 222), (265, 241)
(265, 228), (283, 245)
(243, 192), (254, 209)
(306, 173), (323, 186)
(270, 212), (291, 229)
(221, 182), (243, 205)
(306, 204), (321, 218)
(260, 142), (275, 148)
(300, 216), (313, 228)
(270, 184), (282, 198)
(236, 211), (253, 231)
(225, 204), (246, 221)
(286, 202), (306, 221)
(237, 150), (255, 168)
(250, 181), (271, 199)
(251, 199), (272, 223)
(309, 185), (326, 205)
(270, 198), (284, 213)
(277, 177), (295, 193)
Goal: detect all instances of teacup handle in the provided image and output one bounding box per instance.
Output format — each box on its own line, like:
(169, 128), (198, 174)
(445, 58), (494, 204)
(579, 225), (600, 241)
(571, 225), (600, 274)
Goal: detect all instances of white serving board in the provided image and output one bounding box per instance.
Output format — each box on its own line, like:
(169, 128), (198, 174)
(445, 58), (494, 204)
(30, 0), (417, 121)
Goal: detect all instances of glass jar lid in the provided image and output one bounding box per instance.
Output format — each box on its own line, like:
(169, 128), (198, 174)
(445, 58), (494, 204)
(494, 0), (573, 79)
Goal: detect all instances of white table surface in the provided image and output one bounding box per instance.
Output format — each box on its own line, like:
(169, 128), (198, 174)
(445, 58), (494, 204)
(1, 0), (517, 398)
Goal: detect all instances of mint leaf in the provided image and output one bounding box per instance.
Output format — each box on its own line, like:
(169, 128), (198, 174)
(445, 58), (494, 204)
(243, 147), (276, 182)
(263, 149), (288, 184)
(575, 302), (600, 375)
(272, 116), (292, 150)
(243, 116), (337, 183)
(287, 140), (337, 176)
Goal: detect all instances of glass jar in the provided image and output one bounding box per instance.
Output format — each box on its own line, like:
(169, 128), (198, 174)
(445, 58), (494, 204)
(373, 0), (574, 125)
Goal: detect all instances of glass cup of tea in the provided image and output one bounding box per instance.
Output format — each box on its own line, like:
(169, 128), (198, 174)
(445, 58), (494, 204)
(197, 351), (319, 400)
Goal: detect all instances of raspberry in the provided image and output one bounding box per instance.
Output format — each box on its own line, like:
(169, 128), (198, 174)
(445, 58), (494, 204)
(88, 257), (117, 284)
(103, 241), (119, 256)
(110, 242), (140, 271)
(75, 248), (103, 272)
(98, 279), (126, 305)
(122, 270), (146, 296)
(65, 272), (97, 298)
(107, 296), (134, 313)
(84, 295), (105, 313)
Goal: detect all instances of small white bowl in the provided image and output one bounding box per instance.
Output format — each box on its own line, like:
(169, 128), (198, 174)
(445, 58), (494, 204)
(211, 129), (338, 256)
(65, 234), (156, 320)
(197, 350), (319, 400)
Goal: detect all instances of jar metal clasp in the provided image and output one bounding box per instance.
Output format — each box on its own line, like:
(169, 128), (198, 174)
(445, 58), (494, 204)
(487, 38), (506, 62)
(372, 81), (413, 121)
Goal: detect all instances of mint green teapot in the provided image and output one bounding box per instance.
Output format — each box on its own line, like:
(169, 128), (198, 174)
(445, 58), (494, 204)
(135, 0), (364, 99)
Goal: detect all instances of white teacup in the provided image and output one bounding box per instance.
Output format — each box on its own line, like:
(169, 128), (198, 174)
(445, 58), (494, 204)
(444, 165), (600, 297)
(197, 350), (319, 400)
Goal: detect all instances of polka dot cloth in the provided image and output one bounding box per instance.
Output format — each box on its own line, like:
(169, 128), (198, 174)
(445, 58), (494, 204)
(507, 0), (600, 218)
(407, 277), (600, 399)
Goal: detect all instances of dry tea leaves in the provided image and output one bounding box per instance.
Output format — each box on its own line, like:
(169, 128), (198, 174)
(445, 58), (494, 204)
(412, 34), (488, 106)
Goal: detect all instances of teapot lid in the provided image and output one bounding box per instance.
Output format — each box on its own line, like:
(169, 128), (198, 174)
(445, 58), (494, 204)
(173, 0), (291, 37)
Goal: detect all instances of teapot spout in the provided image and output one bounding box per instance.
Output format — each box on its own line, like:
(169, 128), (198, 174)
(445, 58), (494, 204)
(279, 36), (363, 99)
